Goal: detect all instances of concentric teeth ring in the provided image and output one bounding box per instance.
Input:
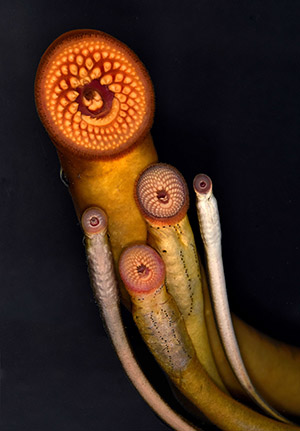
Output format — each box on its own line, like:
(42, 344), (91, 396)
(35, 29), (154, 159)
(119, 244), (165, 294)
(135, 163), (189, 226)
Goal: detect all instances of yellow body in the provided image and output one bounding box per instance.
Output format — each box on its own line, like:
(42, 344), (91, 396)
(36, 31), (300, 422)
(129, 281), (299, 431)
(131, 285), (195, 378)
(201, 262), (300, 416)
(59, 134), (157, 305)
(60, 132), (300, 415)
(60, 134), (156, 258)
(177, 356), (298, 431)
(147, 215), (226, 392)
(234, 315), (300, 415)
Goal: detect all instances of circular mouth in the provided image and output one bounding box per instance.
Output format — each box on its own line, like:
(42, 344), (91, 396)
(193, 174), (212, 197)
(35, 29), (154, 159)
(119, 244), (165, 294)
(135, 163), (189, 226)
(81, 207), (108, 235)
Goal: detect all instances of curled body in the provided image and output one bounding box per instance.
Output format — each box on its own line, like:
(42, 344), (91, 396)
(121, 244), (299, 431)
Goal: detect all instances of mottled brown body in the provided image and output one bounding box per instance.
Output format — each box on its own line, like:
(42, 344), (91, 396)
(132, 284), (194, 377)
(147, 215), (226, 392)
(130, 279), (299, 431)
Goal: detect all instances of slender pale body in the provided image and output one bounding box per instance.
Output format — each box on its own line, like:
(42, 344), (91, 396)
(200, 219), (300, 416)
(194, 174), (290, 423)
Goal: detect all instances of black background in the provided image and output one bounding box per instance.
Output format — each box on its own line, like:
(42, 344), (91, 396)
(1, 1), (299, 430)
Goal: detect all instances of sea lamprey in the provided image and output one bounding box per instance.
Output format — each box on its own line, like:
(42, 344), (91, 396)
(35, 29), (157, 305)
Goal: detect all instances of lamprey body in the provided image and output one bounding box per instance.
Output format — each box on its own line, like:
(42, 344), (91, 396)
(35, 29), (157, 306)
(120, 245), (299, 431)
(82, 207), (199, 431)
(193, 174), (291, 424)
(135, 163), (226, 392)
(35, 30), (300, 431)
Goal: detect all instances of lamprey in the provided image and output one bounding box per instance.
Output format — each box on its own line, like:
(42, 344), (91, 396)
(35, 29), (157, 306)
(193, 174), (291, 424)
(82, 207), (199, 431)
(120, 244), (299, 431)
(135, 163), (226, 392)
(35, 30), (300, 430)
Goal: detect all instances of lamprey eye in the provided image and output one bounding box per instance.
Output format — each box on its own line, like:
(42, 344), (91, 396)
(59, 167), (69, 187)
(81, 207), (108, 235)
(35, 29), (154, 159)
(193, 173), (212, 197)
(119, 245), (165, 294)
(135, 163), (189, 226)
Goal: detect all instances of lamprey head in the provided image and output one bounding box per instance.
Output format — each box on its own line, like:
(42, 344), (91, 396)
(119, 244), (165, 294)
(81, 207), (108, 236)
(193, 173), (213, 199)
(35, 29), (154, 159)
(135, 163), (189, 226)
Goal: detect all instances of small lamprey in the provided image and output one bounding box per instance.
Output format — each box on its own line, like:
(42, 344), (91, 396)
(135, 163), (226, 392)
(193, 173), (291, 424)
(120, 244), (298, 431)
(81, 207), (199, 431)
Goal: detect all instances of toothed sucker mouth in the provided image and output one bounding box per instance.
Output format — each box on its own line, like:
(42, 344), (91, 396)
(135, 163), (189, 226)
(35, 30), (154, 159)
(119, 245), (165, 294)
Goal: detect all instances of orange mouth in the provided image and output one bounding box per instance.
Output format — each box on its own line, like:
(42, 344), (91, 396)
(35, 29), (154, 159)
